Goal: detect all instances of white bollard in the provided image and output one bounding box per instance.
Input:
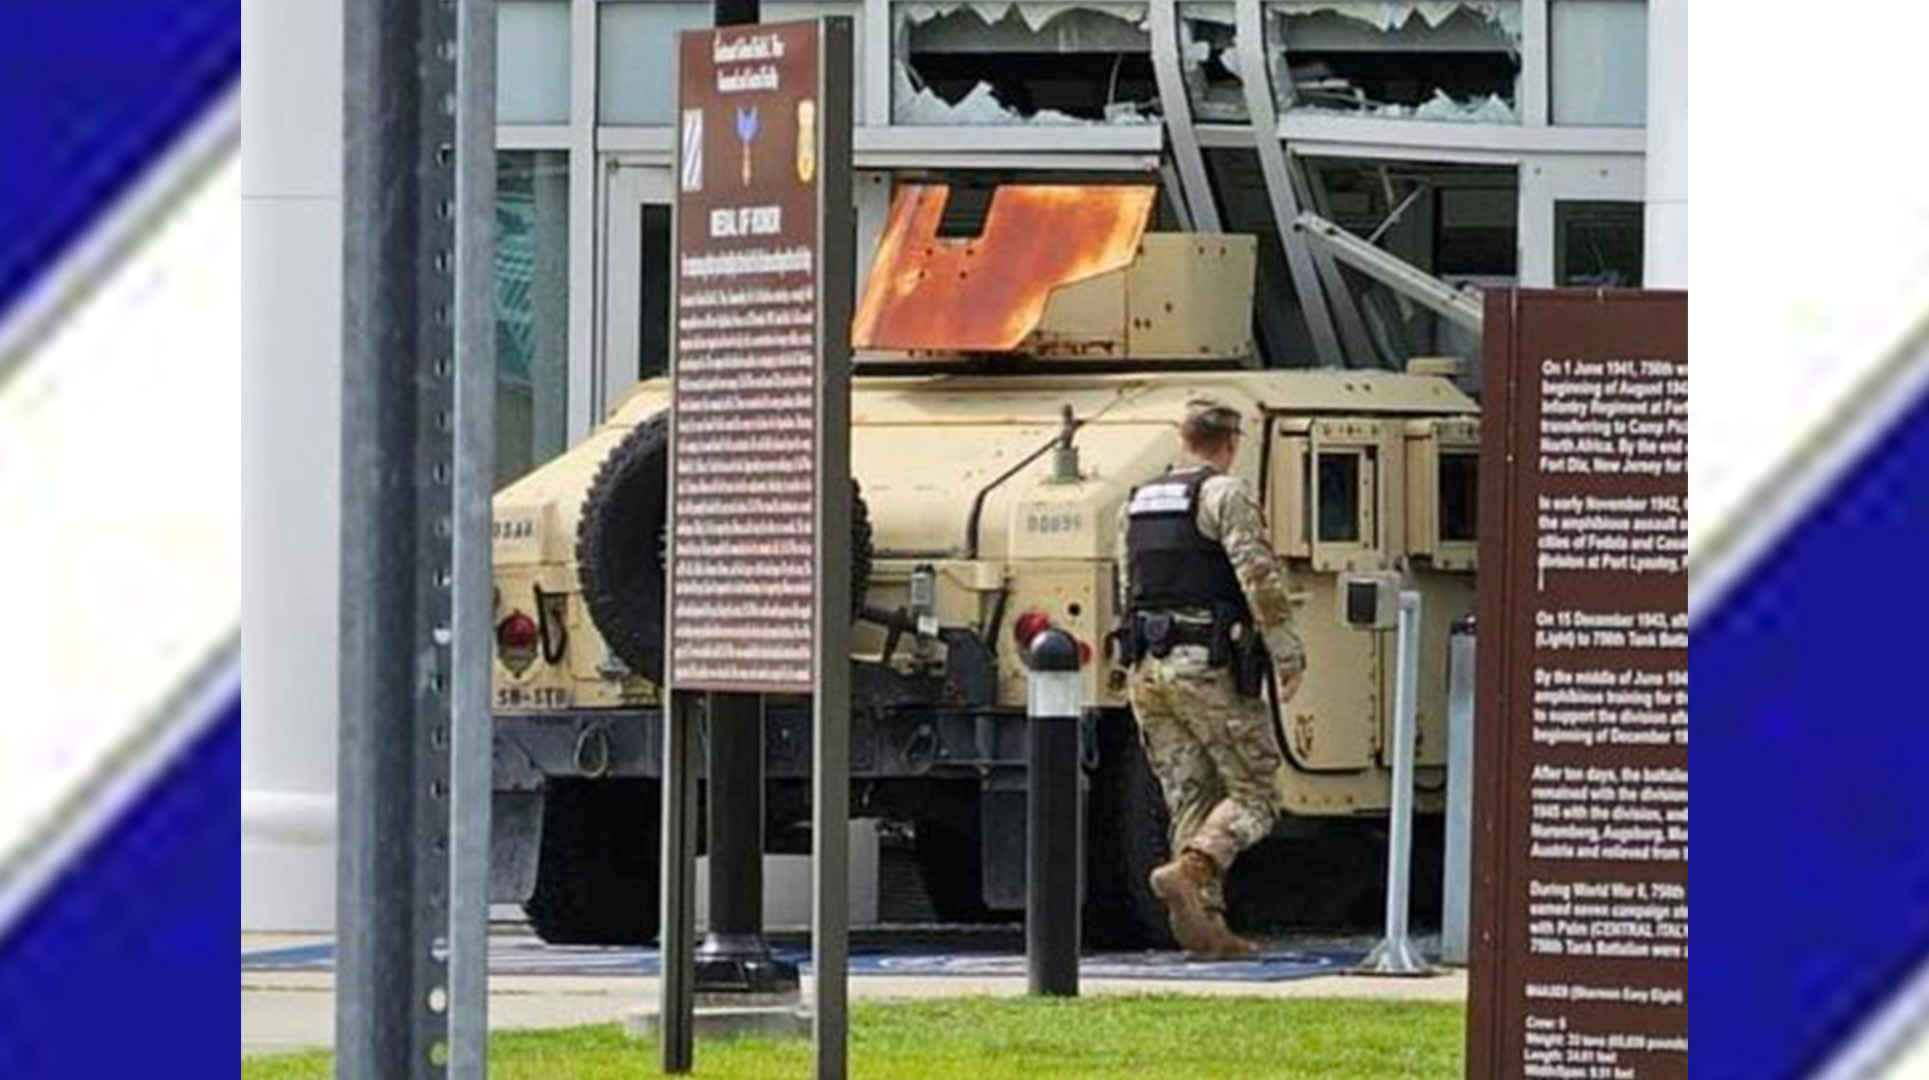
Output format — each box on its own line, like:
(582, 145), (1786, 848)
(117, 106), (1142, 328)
(1442, 617), (1477, 966)
(1357, 590), (1431, 976)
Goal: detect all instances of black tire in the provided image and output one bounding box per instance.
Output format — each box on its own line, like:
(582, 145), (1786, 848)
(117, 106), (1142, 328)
(1084, 711), (1177, 949)
(910, 799), (996, 924)
(575, 413), (874, 683)
(522, 779), (661, 945)
(576, 415), (671, 682)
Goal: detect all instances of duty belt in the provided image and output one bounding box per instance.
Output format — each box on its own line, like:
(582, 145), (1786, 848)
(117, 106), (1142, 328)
(1132, 612), (1216, 653)
(1116, 610), (1269, 698)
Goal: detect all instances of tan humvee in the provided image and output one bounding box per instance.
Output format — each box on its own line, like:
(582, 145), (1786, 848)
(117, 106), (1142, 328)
(490, 184), (1477, 945)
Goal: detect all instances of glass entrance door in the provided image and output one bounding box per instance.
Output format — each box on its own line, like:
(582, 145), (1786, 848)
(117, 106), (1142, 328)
(599, 160), (675, 415)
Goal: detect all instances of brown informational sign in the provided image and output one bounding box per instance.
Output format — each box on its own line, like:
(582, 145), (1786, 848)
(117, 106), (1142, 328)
(1469, 290), (1689, 1080)
(669, 20), (849, 693)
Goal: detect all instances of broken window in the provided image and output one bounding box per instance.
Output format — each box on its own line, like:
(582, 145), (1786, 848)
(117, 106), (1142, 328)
(1178, 4), (1248, 122)
(1301, 157), (1515, 366)
(1267, 1), (1521, 123)
(1555, 200), (1644, 287)
(892, 2), (1159, 125)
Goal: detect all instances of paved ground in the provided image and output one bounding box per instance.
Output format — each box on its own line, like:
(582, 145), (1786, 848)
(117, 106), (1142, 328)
(242, 927), (1467, 1056)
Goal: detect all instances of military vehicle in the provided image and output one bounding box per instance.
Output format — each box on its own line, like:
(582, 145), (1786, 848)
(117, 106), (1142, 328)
(489, 183), (1479, 946)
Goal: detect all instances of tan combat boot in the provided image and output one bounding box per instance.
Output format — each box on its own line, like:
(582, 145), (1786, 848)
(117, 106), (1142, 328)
(1200, 911), (1261, 961)
(1148, 850), (1223, 956)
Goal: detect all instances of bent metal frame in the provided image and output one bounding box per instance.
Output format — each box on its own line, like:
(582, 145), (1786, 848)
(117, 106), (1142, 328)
(336, 1), (856, 1076)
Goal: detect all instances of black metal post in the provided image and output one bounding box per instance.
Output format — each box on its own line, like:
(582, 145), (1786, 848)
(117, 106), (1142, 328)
(695, 693), (798, 994)
(1026, 630), (1082, 996)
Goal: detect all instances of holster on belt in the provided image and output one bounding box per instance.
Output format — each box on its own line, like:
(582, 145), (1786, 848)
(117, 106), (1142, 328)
(1138, 612), (1177, 659)
(1218, 608), (1271, 699)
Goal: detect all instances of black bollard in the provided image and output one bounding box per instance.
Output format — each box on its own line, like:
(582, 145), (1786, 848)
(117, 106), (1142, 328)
(1026, 628), (1082, 996)
(695, 692), (799, 995)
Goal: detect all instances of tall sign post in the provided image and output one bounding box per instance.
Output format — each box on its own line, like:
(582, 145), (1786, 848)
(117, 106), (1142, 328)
(337, 0), (495, 1076)
(663, 17), (854, 1077)
(1468, 291), (1689, 1079)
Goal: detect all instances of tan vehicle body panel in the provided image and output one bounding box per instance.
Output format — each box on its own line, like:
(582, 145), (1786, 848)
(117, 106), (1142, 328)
(496, 187), (1477, 818)
(493, 367), (1476, 817)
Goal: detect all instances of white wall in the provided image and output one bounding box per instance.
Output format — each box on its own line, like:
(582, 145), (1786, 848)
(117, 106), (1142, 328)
(1643, 0), (1687, 287)
(241, 0), (345, 932)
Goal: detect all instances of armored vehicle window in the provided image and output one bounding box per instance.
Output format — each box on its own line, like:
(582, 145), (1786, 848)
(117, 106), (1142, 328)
(1316, 452), (1363, 543)
(1439, 451), (1478, 542)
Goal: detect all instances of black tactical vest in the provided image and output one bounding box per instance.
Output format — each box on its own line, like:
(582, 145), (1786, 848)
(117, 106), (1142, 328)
(1125, 465), (1250, 617)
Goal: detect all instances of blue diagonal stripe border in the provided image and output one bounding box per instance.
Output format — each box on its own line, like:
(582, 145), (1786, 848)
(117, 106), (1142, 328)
(0, 704), (237, 1077)
(1696, 341), (1929, 1080)
(0, 0), (239, 322)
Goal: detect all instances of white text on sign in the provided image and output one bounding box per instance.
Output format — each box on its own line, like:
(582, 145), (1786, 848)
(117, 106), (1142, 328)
(711, 205), (784, 239)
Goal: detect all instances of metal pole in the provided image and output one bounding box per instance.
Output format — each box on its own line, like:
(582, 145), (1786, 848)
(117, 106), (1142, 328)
(338, 0), (495, 1075)
(813, 24), (856, 1078)
(1358, 590), (1431, 976)
(447, 0), (498, 1073)
(1442, 616), (1477, 966)
(1025, 630), (1083, 997)
(696, 694), (798, 994)
(661, 691), (701, 1073)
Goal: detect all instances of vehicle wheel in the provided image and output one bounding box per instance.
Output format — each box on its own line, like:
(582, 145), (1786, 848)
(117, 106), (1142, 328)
(1084, 711), (1177, 949)
(910, 814), (996, 923)
(906, 783), (1007, 924)
(576, 415), (671, 682)
(576, 412), (874, 683)
(522, 779), (661, 945)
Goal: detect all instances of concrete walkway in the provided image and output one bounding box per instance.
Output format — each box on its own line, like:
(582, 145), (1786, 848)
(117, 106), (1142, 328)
(242, 932), (1468, 1057)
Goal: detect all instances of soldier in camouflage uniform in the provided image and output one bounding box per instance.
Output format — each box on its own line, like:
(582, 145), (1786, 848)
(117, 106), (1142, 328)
(1115, 398), (1307, 958)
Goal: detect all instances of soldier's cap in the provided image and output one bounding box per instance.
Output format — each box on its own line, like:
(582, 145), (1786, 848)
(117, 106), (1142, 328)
(1182, 397), (1244, 437)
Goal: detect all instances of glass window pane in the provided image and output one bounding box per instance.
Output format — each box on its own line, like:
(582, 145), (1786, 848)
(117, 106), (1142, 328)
(496, 150), (572, 488)
(1435, 187), (1516, 277)
(1317, 453), (1361, 542)
(1439, 451), (1477, 542)
(599, 2), (713, 125)
(498, 0), (572, 124)
(600, 3), (865, 126)
(1551, 0), (1646, 126)
(767, 2), (867, 108)
(1555, 200), (1644, 287)
(636, 204), (673, 381)
(1269, 0), (1522, 123)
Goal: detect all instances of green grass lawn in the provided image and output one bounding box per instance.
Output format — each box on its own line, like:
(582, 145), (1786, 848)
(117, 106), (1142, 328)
(243, 995), (1464, 1079)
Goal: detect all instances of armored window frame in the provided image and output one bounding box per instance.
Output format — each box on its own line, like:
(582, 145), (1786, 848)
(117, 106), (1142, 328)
(1268, 425), (1313, 558)
(1403, 417), (1478, 570)
(1307, 419), (1383, 572)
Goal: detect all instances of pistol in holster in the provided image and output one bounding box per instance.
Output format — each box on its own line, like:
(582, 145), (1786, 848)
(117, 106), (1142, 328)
(1222, 618), (1271, 699)
(1114, 611), (1180, 666)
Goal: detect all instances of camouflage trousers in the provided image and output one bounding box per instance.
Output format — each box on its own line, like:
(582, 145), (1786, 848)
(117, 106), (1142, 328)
(1126, 644), (1283, 912)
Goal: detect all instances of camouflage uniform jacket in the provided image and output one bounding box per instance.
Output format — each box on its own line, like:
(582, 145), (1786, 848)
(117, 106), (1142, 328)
(1116, 463), (1307, 680)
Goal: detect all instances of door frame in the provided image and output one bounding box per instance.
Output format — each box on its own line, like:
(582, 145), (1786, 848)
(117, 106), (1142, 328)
(596, 155), (676, 418)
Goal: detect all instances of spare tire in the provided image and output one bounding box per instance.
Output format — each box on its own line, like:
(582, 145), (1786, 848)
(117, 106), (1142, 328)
(576, 413), (874, 683)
